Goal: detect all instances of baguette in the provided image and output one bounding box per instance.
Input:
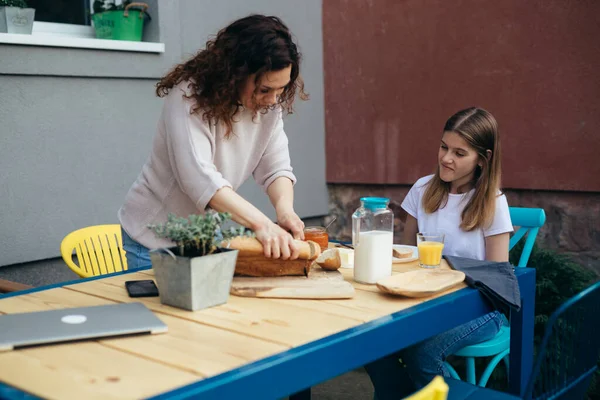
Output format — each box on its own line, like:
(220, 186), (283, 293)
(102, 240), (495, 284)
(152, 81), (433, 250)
(315, 248), (342, 271)
(234, 255), (311, 277)
(221, 236), (321, 260)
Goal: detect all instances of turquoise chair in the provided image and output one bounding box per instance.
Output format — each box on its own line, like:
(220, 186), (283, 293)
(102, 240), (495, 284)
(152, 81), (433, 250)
(445, 207), (546, 387)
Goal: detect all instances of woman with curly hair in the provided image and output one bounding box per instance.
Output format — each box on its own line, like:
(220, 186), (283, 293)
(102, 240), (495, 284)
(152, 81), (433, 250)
(118, 14), (309, 268)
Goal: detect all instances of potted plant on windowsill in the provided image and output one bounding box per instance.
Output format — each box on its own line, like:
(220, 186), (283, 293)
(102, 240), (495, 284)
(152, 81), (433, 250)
(91, 0), (150, 42)
(148, 212), (251, 311)
(0, 0), (35, 35)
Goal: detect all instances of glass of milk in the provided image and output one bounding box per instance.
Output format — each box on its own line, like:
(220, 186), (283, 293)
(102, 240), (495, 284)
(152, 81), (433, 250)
(352, 197), (394, 284)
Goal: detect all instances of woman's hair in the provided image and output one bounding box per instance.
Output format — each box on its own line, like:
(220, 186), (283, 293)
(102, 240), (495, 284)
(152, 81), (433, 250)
(156, 14), (308, 137)
(423, 107), (502, 231)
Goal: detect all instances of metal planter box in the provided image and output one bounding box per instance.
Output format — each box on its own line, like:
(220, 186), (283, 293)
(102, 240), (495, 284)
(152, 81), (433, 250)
(151, 248), (238, 311)
(0, 7), (35, 34)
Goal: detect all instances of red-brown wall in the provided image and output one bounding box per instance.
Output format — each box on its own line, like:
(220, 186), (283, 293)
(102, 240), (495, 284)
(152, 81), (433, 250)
(323, 0), (600, 192)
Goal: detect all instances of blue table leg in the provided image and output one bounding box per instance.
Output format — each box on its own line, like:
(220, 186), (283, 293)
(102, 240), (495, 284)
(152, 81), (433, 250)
(289, 388), (311, 400)
(509, 269), (536, 396)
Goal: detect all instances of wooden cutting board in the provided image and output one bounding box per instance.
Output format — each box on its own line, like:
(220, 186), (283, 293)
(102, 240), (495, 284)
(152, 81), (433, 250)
(376, 269), (465, 298)
(230, 267), (355, 299)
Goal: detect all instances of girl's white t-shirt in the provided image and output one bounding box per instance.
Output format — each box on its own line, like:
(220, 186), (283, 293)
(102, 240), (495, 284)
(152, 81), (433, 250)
(401, 175), (513, 261)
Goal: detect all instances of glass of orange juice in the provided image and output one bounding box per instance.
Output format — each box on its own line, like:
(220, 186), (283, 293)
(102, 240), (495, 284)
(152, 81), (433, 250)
(417, 232), (445, 268)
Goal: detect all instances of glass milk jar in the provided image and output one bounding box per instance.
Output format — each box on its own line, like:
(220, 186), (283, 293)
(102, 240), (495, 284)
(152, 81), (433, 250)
(352, 197), (394, 284)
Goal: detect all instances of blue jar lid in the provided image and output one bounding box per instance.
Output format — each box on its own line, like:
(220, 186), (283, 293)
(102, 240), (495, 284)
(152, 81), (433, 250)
(360, 197), (390, 210)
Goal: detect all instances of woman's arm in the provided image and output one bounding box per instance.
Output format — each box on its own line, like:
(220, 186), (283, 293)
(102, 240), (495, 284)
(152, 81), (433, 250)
(252, 112), (303, 239)
(402, 215), (418, 246)
(485, 232), (510, 262)
(209, 187), (299, 260)
(267, 176), (305, 240)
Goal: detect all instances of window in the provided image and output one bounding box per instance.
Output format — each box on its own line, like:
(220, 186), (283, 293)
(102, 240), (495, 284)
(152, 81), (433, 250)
(29, 0), (91, 26)
(0, 0), (164, 53)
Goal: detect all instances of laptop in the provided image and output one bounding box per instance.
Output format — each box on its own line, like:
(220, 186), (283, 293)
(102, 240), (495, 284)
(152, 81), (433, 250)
(0, 302), (168, 351)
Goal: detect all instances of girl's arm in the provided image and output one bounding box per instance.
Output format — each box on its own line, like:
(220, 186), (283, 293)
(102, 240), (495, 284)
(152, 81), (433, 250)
(402, 214), (419, 246)
(485, 233), (510, 262)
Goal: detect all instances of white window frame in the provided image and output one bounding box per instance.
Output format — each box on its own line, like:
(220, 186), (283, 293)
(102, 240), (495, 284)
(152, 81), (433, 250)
(0, 0), (164, 53)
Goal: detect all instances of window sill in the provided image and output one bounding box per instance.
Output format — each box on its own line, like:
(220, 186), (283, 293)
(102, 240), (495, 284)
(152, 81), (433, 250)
(0, 32), (165, 53)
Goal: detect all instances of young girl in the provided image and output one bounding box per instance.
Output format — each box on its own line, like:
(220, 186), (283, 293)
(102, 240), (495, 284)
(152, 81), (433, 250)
(365, 107), (513, 397)
(119, 15), (308, 268)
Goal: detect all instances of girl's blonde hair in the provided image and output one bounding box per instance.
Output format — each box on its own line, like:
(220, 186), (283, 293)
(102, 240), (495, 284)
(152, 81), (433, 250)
(423, 107), (502, 231)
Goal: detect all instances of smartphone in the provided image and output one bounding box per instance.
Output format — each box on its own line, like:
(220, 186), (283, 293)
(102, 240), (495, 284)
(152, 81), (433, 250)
(125, 280), (159, 298)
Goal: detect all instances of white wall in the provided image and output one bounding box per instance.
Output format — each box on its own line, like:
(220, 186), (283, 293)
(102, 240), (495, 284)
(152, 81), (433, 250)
(0, 0), (328, 266)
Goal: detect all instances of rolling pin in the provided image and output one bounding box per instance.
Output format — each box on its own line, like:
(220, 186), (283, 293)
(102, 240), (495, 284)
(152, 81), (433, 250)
(220, 236), (321, 260)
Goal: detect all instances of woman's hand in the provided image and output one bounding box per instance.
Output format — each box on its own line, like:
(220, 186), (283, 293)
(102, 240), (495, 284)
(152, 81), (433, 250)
(208, 187), (301, 260)
(254, 222), (300, 260)
(277, 209), (305, 240)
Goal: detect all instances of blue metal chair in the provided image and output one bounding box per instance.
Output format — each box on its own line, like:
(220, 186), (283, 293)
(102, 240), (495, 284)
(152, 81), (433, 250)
(506, 207), (547, 268)
(445, 207), (547, 386)
(446, 279), (600, 399)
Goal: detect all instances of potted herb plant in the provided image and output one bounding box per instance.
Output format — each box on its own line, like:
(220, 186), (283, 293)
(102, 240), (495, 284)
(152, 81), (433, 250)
(91, 0), (150, 42)
(148, 212), (250, 311)
(0, 0), (35, 35)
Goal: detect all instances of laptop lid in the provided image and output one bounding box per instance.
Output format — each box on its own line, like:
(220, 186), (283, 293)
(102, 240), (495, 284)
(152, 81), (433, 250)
(0, 302), (167, 351)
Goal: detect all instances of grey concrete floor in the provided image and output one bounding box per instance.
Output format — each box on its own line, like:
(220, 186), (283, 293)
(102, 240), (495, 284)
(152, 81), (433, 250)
(0, 257), (376, 400)
(0, 257), (79, 287)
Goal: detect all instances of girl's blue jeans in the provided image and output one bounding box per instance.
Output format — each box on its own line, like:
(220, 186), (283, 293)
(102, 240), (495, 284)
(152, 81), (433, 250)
(121, 227), (152, 269)
(365, 310), (504, 398)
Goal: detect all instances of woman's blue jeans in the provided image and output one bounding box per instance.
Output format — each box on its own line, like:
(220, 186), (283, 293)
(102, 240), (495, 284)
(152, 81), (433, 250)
(121, 228), (152, 269)
(121, 228), (223, 269)
(365, 310), (504, 399)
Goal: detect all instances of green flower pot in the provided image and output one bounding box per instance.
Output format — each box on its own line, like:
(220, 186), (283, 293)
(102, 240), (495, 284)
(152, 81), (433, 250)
(91, 3), (148, 42)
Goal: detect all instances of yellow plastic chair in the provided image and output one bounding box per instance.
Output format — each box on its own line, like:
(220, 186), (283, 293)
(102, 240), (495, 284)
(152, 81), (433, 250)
(404, 376), (449, 400)
(61, 225), (128, 278)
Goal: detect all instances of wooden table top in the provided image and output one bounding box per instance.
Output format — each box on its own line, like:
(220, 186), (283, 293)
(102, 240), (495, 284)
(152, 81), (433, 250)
(0, 257), (464, 400)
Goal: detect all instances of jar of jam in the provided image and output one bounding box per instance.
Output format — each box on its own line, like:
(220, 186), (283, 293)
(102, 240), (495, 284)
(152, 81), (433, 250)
(303, 226), (329, 252)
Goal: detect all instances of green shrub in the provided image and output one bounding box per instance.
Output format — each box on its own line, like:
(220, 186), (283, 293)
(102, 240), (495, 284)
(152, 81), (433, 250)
(148, 212), (252, 258)
(0, 0), (28, 8)
(92, 0), (147, 14)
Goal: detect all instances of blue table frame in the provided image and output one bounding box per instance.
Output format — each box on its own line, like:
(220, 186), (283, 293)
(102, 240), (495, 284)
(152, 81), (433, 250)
(0, 267), (535, 400)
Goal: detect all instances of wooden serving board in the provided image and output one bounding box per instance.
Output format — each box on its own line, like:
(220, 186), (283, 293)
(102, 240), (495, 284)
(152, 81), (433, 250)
(376, 269), (465, 298)
(230, 267), (355, 299)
